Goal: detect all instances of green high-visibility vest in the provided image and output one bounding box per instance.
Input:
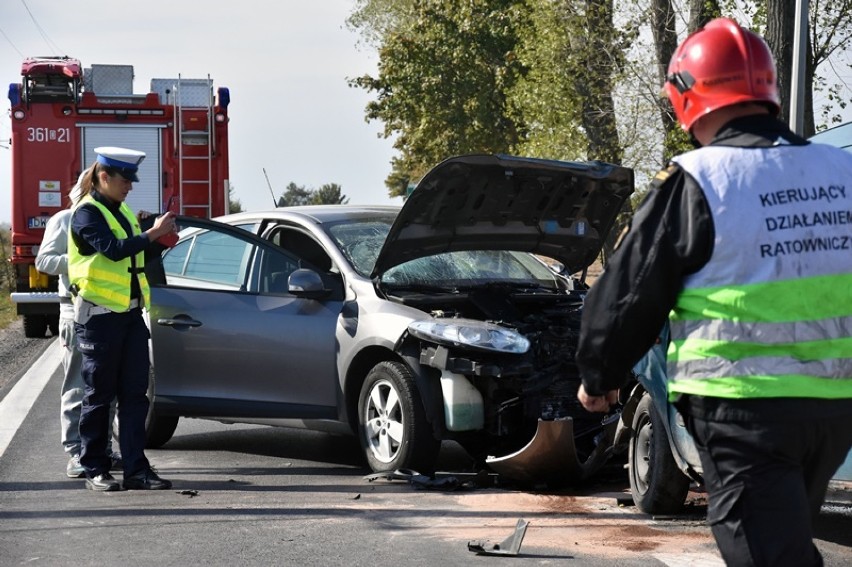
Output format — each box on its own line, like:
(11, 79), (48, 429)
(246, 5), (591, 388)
(68, 195), (150, 312)
(666, 143), (852, 401)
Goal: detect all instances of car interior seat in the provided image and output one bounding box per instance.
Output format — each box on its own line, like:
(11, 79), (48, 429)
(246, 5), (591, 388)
(278, 231), (332, 272)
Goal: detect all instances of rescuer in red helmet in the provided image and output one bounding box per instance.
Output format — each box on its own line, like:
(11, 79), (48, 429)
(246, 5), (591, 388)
(574, 17), (852, 566)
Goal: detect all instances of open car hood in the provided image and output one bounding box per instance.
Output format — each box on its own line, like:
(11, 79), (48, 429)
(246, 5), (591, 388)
(371, 154), (634, 278)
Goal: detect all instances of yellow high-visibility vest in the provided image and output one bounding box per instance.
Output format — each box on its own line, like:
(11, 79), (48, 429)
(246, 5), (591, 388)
(68, 195), (150, 312)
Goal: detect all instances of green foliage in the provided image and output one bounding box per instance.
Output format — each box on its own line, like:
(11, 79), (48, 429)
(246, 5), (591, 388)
(0, 225), (16, 329)
(663, 122), (694, 160)
(507, 0), (587, 159)
(349, 0), (528, 196)
(228, 185), (243, 214)
(277, 182), (315, 207)
(348, 0), (421, 46)
(349, 0), (852, 208)
(277, 182), (350, 207)
(313, 183), (350, 205)
(0, 224), (13, 294)
(809, 0), (852, 126)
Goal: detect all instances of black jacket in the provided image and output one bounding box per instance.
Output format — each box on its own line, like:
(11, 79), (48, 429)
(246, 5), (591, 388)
(575, 114), (808, 397)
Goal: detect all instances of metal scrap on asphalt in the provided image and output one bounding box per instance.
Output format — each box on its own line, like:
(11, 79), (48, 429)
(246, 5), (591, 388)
(467, 519), (529, 556)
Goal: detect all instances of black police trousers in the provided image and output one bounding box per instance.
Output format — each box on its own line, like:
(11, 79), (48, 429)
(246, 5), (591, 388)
(683, 396), (852, 567)
(76, 307), (151, 478)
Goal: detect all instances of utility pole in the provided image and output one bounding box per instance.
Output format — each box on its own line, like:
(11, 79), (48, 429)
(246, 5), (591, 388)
(790, 0), (809, 135)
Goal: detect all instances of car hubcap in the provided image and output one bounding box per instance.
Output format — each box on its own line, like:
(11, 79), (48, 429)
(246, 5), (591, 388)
(364, 379), (404, 464)
(635, 414), (652, 493)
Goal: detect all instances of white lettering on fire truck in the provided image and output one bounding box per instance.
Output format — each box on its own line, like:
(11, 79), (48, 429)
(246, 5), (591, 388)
(26, 127), (71, 143)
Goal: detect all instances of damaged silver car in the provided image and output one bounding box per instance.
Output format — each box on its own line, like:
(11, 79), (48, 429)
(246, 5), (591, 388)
(145, 154), (634, 485)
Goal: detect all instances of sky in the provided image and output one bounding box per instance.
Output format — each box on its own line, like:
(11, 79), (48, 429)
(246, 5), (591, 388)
(0, 0), (401, 224)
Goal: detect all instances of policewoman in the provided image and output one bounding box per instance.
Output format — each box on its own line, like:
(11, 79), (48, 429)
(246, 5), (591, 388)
(69, 147), (176, 492)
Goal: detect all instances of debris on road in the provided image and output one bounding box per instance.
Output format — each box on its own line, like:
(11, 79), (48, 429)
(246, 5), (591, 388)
(363, 468), (498, 491)
(467, 519), (529, 556)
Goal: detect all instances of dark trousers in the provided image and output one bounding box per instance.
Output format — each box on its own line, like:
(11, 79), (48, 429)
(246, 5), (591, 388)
(683, 398), (852, 567)
(76, 308), (151, 478)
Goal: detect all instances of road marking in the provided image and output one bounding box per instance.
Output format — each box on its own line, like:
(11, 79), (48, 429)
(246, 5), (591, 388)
(0, 338), (62, 459)
(654, 552), (724, 566)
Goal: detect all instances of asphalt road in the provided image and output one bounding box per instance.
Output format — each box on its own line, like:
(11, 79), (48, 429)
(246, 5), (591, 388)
(1, 330), (850, 566)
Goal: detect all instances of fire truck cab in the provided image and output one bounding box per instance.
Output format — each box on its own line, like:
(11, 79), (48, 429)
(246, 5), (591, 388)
(8, 56), (230, 337)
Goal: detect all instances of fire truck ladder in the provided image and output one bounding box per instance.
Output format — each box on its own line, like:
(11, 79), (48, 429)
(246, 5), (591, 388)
(173, 74), (215, 217)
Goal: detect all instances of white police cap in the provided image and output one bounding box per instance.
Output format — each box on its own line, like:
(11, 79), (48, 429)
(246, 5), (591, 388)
(94, 146), (146, 182)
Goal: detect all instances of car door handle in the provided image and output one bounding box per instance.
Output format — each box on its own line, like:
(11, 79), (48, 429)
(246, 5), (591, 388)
(157, 316), (202, 328)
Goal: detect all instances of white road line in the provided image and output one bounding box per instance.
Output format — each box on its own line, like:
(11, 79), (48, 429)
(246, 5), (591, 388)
(654, 552), (725, 567)
(0, 338), (62, 459)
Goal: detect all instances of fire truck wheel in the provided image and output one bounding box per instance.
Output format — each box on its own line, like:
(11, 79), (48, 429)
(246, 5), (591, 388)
(48, 315), (59, 337)
(23, 314), (48, 338)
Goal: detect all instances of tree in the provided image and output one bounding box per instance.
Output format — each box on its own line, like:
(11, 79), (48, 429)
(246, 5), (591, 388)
(348, 0), (528, 197)
(276, 182), (350, 206)
(506, 0), (588, 160)
(228, 185), (243, 214)
(764, 0), (852, 135)
(349, 0), (852, 232)
(313, 183), (350, 205)
(808, 0), (852, 128)
(574, 0), (627, 165)
(277, 182), (315, 207)
(0, 224), (13, 294)
(648, 0), (720, 159)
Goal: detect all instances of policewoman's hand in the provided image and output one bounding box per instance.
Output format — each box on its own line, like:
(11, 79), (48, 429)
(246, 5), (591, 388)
(146, 211), (177, 242)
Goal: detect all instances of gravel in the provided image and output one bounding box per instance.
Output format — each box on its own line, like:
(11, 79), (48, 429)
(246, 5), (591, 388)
(0, 319), (55, 394)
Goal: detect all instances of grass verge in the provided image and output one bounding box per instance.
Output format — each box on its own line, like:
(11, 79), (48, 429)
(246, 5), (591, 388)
(0, 293), (18, 331)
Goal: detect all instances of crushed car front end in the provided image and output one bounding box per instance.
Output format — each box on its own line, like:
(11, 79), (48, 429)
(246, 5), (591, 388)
(372, 154), (635, 484)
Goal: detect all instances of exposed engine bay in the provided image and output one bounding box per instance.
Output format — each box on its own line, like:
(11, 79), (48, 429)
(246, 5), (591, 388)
(387, 283), (620, 484)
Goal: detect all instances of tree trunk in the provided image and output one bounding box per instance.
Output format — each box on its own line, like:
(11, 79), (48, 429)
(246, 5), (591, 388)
(764, 0), (795, 126)
(580, 0), (622, 165)
(650, 0), (680, 158)
(688, 0), (720, 30)
(578, 0), (626, 265)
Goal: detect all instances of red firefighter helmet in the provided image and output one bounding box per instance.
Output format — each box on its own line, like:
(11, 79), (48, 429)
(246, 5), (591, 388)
(665, 18), (780, 132)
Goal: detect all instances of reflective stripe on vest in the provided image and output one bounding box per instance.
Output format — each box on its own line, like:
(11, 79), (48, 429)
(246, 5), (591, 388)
(666, 142), (852, 400)
(68, 195), (150, 312)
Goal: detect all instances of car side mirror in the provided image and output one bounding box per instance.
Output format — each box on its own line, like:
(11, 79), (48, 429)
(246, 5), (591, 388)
(288, 268), (330, 300)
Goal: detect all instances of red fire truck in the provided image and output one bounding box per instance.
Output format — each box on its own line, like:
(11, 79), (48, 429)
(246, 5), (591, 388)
(7, 56), (231, 337)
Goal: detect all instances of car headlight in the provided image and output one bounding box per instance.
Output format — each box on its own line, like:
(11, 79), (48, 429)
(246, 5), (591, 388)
(408, 319), (530, 354)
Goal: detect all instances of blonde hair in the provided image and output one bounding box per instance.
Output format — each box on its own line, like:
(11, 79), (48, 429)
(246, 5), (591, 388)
(77, 160), (102, 200)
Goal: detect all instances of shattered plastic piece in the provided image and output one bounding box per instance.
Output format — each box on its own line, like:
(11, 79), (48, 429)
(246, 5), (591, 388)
(486, 418), (615, 486)
(409, 474), (462, 490)
(467, 519), (529, 556)
(363, 468), (421, 483)
(363, 469), (498, 490)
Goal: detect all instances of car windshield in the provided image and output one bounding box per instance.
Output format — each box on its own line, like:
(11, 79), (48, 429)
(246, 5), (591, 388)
(327, 218), (562, 290)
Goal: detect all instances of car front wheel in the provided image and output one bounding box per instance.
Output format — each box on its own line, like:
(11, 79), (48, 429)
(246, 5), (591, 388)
(358, 361), (440, 473)
(628, 392), (690, 514)
(144, 367), (179, 448)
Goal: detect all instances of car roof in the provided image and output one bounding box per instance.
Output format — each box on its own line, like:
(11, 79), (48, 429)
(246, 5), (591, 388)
(809, 121), (852, 152)
(214, 205), (400, 226)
